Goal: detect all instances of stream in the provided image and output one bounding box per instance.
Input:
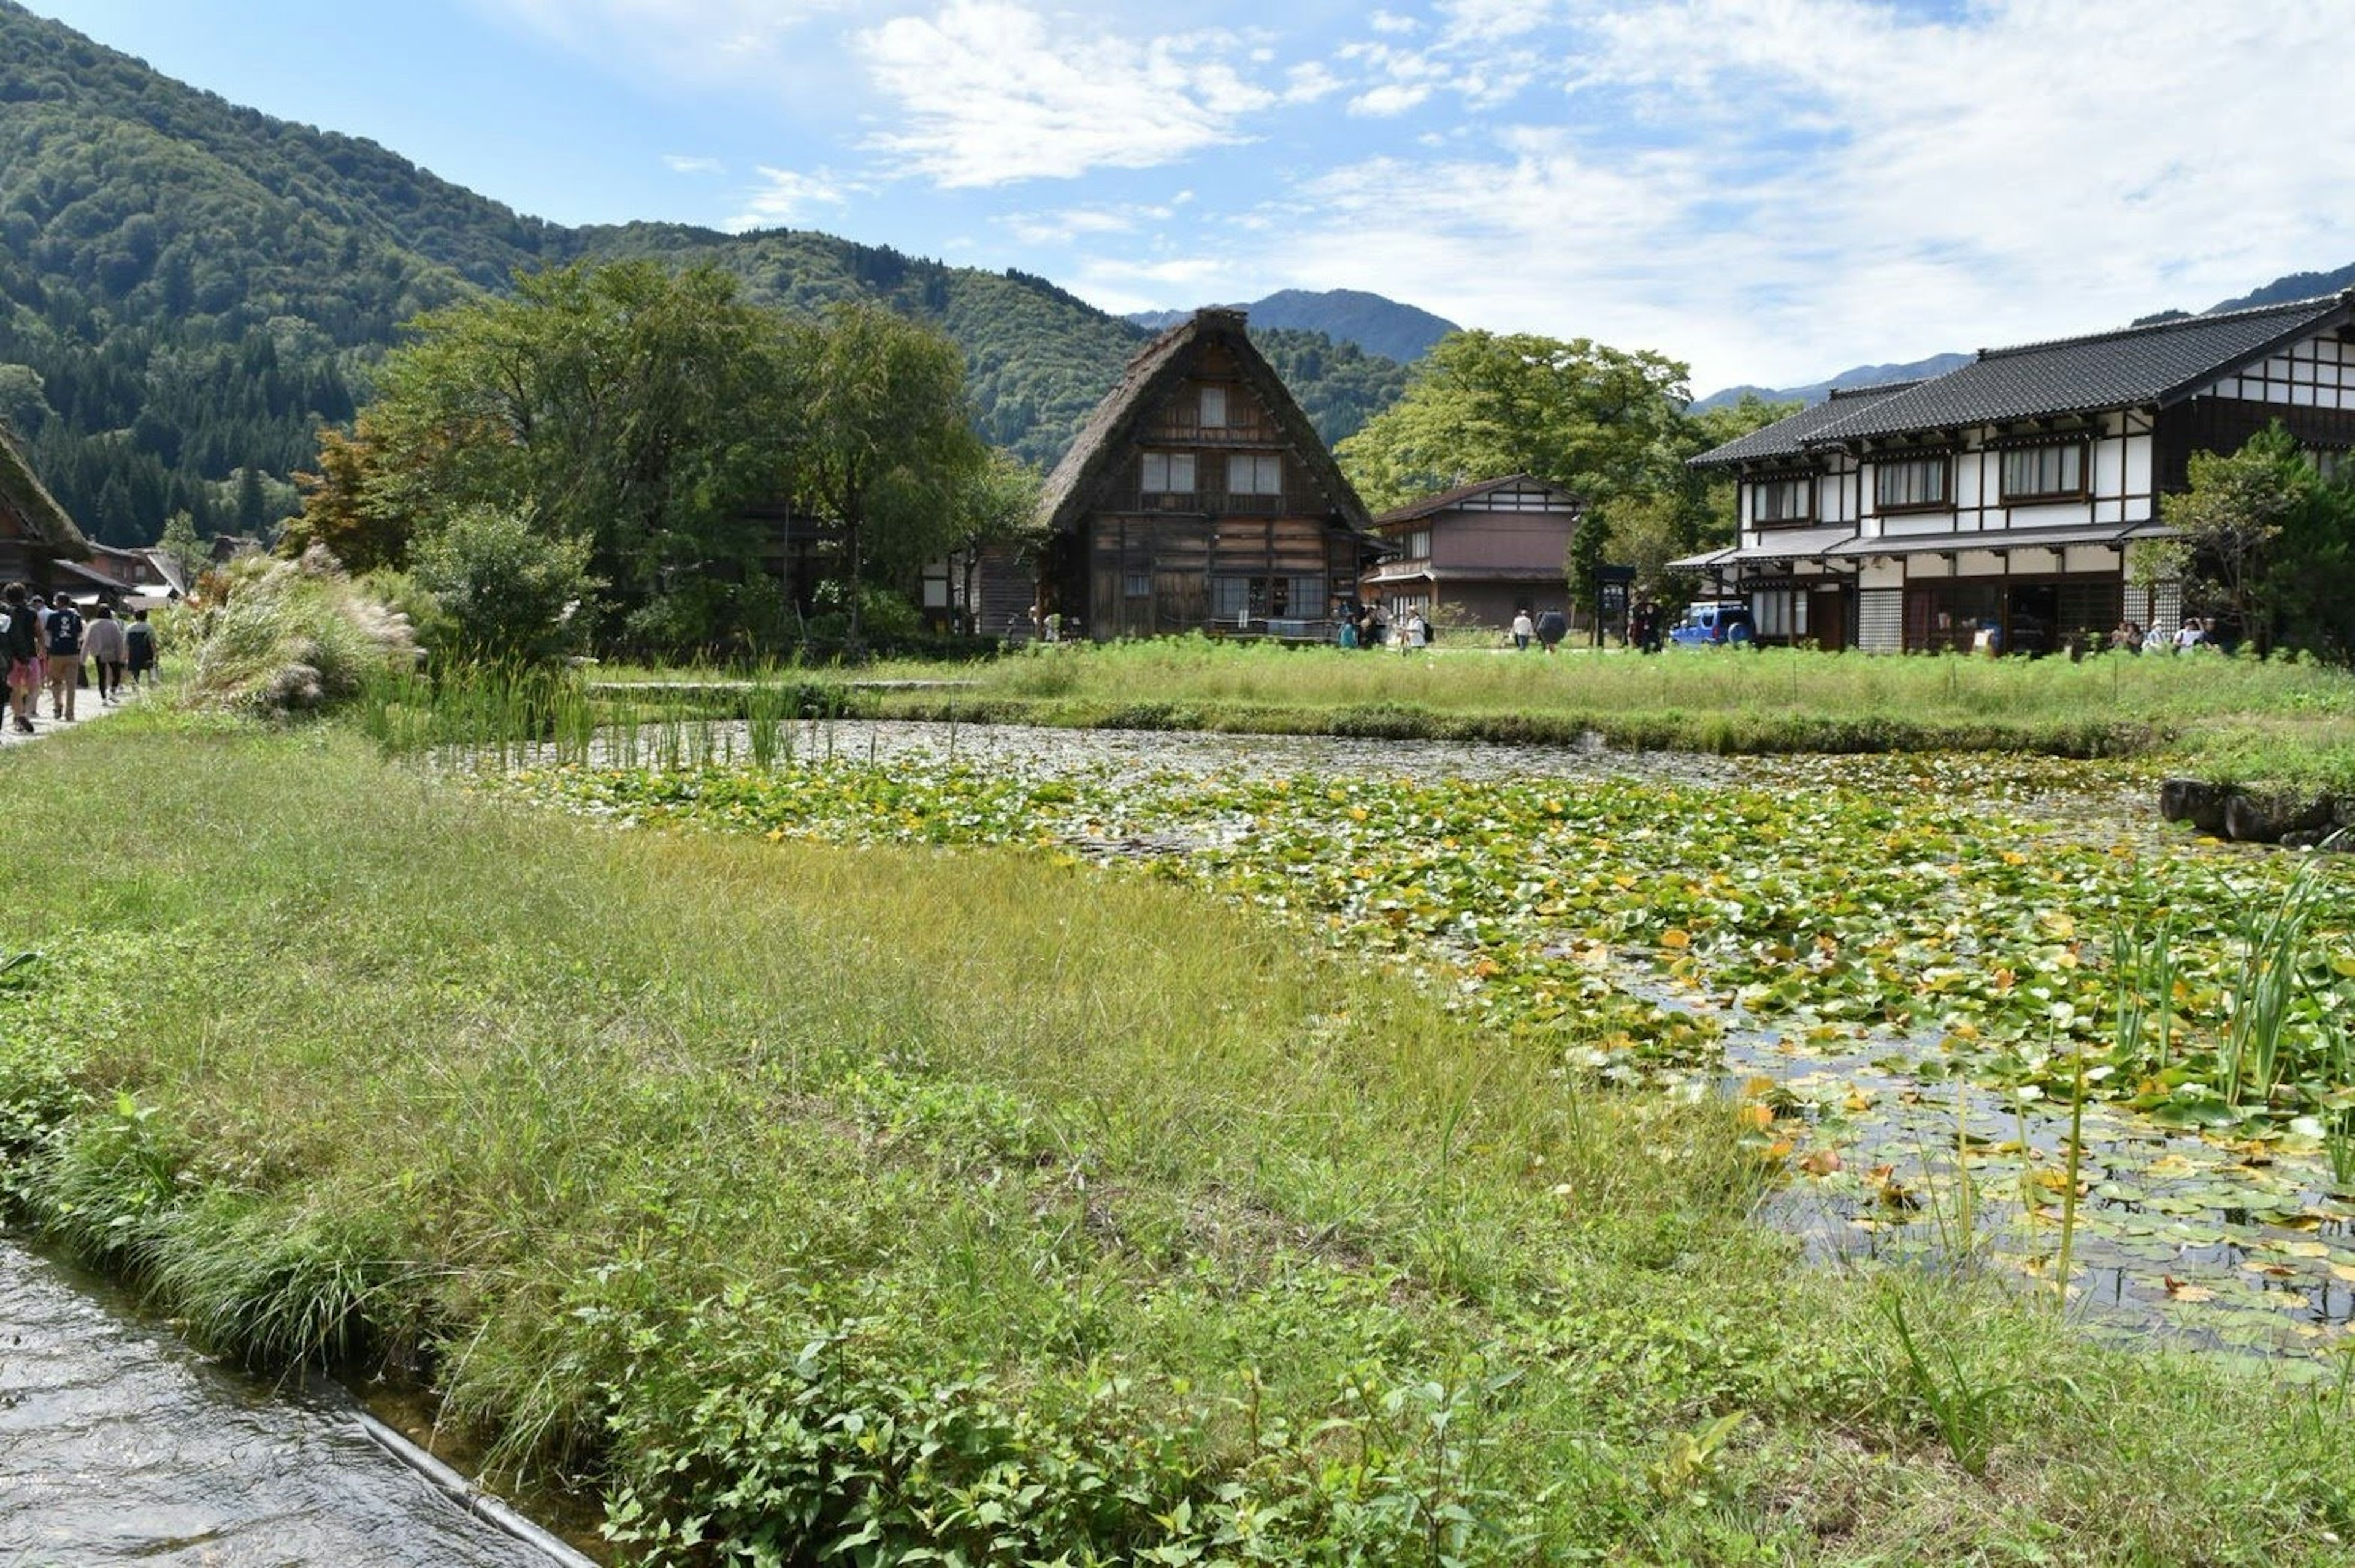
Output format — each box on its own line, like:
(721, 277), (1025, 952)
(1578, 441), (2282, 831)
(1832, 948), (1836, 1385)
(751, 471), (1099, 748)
(0, 1234), (576, 1566)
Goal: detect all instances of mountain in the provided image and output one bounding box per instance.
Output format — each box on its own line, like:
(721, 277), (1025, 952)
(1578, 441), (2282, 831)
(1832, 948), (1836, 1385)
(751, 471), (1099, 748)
(0, 1), (1401, 548)
(1690, 353), (1973, 413)
(1129, 288), (1459, 364)
(1694, 262), (2355, 413)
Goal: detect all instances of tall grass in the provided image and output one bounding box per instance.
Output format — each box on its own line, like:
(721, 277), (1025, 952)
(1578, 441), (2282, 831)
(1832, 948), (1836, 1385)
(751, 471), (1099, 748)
(4, 716), (2351, 1562)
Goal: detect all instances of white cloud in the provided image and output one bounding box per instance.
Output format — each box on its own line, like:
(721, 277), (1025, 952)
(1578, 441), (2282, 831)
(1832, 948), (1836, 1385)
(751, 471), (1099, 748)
(1271, 0), (2355, 389)
(999, 199), (1181, 245)
(856, 1), (1280, 186)
(664, 154), (724, 174)
(725, 167), (854, 231)
(1350, 82), (1433, 117)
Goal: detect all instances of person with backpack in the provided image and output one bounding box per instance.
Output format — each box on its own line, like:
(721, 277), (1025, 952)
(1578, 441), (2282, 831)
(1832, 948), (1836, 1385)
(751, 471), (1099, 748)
(124, 608), (156, 689)
(2, 583), (38, 733)
(82, 603), (128, 705)
(42, 595), (83, 721)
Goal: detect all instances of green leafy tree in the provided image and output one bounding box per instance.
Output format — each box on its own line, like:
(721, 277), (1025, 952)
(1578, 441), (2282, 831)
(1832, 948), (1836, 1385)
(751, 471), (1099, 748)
(282, 419), (410, 573)
(362, 260), (798, 642)
(156, 509), (209, 589)
(947, 449), (1046, 630)
(2141, 423), (2355, 656)
(1336, 331), (1695, 512)
(785, 302), (987, 643)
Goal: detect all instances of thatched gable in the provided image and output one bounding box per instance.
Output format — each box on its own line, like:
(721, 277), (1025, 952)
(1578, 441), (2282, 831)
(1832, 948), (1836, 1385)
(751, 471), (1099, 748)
(1038, 307), (1376, 539)
(0, 423), (89, 558)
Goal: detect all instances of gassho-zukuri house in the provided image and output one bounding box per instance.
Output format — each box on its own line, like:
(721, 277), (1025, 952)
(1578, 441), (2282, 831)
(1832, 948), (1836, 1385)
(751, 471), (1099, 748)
(1021, 307), (1385, 640)
(1675, 291), (2355, 652)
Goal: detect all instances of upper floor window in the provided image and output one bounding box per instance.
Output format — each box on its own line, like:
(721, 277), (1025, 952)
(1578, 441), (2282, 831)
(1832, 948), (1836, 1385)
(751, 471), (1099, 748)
(2000, 442), (2086, 502)
(1199, 386), (1228, 428)
(1753, 476), (1812, 524)
(1141, 452), (1195, 494)
(1874, 454), (1950, 512)
(1404, 527), (1433, 560)
(1230, 453), (1284, 494)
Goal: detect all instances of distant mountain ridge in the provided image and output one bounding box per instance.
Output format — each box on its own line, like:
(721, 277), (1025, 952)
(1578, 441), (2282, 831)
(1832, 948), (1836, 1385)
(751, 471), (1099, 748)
(1693, 269), (2355, 413)
(0, 0), (1401, 545)
(1128, 289), (1459, 364)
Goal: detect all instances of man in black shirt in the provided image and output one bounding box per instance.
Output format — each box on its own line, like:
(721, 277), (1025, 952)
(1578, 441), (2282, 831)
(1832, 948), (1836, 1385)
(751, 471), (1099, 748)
(42, 595), (83, 721)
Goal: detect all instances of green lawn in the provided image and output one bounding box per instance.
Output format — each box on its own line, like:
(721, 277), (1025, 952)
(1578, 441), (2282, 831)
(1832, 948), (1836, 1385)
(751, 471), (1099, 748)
(2, 714), (2351, 1564)
(596, 640), (2355, 790)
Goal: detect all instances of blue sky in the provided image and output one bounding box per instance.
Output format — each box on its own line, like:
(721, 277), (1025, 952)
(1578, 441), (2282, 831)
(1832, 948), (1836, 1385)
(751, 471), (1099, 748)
(25, 1), (2355, 394)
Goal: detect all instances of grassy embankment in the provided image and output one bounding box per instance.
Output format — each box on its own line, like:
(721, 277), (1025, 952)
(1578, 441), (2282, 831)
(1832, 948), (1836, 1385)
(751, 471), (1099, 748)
(597, 640), (2355, 794)
(2, 715), (2351, 1561)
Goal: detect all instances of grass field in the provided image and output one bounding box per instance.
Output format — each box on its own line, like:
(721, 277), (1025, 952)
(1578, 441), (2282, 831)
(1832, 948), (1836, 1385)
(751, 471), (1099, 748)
(2, 713), (2352, 1562)
(589, 640), (2355, 790)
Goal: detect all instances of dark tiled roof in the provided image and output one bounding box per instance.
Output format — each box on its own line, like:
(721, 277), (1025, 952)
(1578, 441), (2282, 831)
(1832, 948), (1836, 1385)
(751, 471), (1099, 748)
(1369, 473), (1580, 527)
(1806, 293), (2353, 446)
(1688, 383), (1918, 467)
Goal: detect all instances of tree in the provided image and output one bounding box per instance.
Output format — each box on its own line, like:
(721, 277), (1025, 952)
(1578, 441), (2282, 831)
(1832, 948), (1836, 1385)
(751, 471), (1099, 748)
(282, 418), (408, 573)
(1336, 331), (1696, 513)
(2148, 424), (2306, 651)
(946, 450), (1046, 630)
(156, 509), (209, 590)
(785, 302), (987, 643)
(361, 261), (800, 642)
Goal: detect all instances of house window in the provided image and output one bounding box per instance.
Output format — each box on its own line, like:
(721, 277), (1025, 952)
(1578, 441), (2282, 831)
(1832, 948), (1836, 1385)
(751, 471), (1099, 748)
(1199, 386), (1227, 428)
(1754, 476), (1812, 524)
(1124, 570), (1151, 598)
(2000, 442), (2086, 501)
(1874, 454), (1950, 511)
(1404, 527), (1433, 560)
(1141, 452), (1195, 494)
(1230, 453), (1284, 494)
(1211, 574), (1323, 622)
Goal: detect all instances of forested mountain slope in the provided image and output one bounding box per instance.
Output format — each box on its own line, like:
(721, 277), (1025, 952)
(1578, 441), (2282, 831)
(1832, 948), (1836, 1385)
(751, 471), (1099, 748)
(0, 1), (1401, 546)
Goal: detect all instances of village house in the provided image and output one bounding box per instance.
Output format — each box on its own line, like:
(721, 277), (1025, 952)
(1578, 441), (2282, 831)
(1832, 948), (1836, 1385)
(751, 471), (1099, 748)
(1020, 307), (1385, 641)
(0, 424), (90, 592)
(1360, 474), (1582, 629)
(1679, 291), (2355, 652)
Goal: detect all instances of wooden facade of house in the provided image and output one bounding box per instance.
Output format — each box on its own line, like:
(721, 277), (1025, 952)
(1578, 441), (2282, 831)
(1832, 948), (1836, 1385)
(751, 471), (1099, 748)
(0, 424), (90, 591)
(1682, 292), (2355, 651)
(1361, 475), (1582, 627)
(1033, 308), (1383, 641)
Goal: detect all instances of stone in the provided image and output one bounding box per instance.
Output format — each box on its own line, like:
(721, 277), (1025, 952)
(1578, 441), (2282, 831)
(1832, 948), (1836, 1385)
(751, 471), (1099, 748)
(2223, 791), (2335, 845)
(2158, 778), (2232, 836)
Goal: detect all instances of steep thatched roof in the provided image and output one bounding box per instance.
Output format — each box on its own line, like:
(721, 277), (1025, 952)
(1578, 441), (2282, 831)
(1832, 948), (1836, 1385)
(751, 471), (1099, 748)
(1038, 307), (1376, 538)
(0, 423), (90, 556)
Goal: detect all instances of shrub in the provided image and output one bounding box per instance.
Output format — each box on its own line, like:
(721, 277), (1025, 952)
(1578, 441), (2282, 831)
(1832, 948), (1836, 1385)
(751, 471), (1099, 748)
(179, 546), (417, 716)
(411, 505), (600, 666)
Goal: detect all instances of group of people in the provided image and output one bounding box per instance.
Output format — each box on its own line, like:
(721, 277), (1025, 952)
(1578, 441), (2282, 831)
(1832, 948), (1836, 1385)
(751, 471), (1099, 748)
(1, 581), (155, 735)
(2104, 616), (2216, 654)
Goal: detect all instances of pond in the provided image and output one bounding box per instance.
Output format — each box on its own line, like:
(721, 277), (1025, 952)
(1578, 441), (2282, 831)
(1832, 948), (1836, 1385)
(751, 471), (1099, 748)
(0, 1234), (584, 1566)
(492, 720), (2355, 1363)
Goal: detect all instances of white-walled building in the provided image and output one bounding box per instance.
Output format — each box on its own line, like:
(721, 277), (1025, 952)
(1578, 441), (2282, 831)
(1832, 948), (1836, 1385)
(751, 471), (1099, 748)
(1679, 292), (2355, 651)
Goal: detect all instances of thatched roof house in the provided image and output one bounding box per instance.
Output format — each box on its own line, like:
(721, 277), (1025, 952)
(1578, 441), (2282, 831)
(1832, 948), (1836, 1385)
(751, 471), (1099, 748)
(1032, 307), (1385, 640)
(0, 423), (89, 589)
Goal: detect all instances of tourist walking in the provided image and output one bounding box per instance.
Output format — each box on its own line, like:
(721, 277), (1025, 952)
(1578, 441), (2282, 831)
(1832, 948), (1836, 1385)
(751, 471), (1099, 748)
(1511, 609), (1534, 651)
(83, 603), (128, 703)
(41, 595), (83, 720)
(2, 583), (38, 733)
(124, 608), (156, 688)
(1535, 608), (1567, 653)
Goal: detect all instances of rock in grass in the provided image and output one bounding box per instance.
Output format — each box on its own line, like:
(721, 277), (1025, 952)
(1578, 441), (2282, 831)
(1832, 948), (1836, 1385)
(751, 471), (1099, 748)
(2158, 778), (2233, 835)
(2222, 790), (2335, 845)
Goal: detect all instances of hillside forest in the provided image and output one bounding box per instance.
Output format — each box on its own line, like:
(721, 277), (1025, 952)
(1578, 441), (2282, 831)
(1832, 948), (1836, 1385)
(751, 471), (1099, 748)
(0, 0), (1408, 553)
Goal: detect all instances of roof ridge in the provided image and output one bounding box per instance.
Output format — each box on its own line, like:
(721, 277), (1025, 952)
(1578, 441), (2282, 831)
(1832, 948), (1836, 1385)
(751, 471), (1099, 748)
(1826, 380), (1921, 400)
(1977, 291), (2346, 362)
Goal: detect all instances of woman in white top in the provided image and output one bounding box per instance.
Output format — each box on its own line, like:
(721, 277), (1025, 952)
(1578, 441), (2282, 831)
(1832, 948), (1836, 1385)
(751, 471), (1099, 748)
(1511, 610), (1534, 651)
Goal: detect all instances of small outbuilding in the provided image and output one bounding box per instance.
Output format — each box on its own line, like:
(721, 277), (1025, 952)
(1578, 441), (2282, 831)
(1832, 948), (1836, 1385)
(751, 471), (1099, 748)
(1360, 474), (1582, 629)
